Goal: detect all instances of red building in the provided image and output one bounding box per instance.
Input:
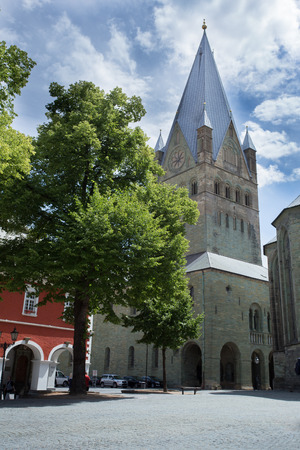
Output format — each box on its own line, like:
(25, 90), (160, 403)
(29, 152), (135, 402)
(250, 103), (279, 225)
(0, 287), (75, 394)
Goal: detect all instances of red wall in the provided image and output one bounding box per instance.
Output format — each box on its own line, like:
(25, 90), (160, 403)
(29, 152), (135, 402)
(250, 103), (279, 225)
(0, 290), (74, 359)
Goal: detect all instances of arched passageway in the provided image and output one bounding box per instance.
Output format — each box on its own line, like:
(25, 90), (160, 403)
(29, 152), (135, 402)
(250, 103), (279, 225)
(181, 342), (202, 387)
(220, 343), (241, 389)
(5, 344), (37, 396)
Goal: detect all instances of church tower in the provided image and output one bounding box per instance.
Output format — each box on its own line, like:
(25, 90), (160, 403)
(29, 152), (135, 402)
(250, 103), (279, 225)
(154, 22), (272, 389)
(157, 21), (261, 265)
(90, 23), (273, 391)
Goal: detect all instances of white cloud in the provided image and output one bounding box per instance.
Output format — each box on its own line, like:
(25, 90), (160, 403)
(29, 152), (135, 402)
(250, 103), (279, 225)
(108, 24), (136, 74)
(136, 28), (155, 52)
(290, 167), (300, 181)
(44, 14), (151, 98)
(22, 0), (51, 10)
(257, 163), (300, 187)
(243, 121), (300, 160)
(152, 0), (300, 94)
(253, 96), (300, 124)
(0, 27), (19, 44)
(257, 163), (286, 187)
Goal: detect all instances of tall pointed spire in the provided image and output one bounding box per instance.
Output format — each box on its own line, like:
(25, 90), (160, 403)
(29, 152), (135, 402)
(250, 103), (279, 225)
(164, 22), (235, 161)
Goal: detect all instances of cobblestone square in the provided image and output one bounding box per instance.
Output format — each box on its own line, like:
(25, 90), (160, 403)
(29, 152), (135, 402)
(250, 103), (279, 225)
(1, 389), (300, 449)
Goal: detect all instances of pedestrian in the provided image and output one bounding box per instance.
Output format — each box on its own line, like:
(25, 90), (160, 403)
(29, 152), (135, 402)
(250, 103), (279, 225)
(85, 372), (90, 392)
(4, 377), (15, 400)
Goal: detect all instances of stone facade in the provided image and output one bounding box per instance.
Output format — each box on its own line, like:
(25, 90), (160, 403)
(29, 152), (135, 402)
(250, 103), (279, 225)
(264, 196), (300, 391)
(90, 26), (273, 389)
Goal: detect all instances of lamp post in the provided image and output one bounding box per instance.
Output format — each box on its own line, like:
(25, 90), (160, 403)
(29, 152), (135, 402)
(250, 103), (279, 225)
(0, 327), (19, 400)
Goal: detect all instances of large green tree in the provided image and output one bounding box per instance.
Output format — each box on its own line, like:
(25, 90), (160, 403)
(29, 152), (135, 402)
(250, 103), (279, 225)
(123, 181), (203, 392)
(0, 81), (199, 394)
(0, 40), (36, 183)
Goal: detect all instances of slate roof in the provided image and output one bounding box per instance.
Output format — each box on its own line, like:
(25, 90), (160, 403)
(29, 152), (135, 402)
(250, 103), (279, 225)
(161, 28), (239, 162)
(287, 194), (300, 208)
(185, 251), (268, 281)
(272, 194), (300, 225)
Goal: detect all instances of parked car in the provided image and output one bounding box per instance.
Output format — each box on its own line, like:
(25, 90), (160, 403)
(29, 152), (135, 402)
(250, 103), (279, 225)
(55, 370), (69, 387)
(123, 376), (142, 388)
(100, 374), (128, 388)
(140, 375), (162, 388)
(89, 376), (101, 386)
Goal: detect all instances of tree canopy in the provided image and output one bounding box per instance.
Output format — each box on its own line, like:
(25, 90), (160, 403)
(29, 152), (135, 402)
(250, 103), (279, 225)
(123, 181), (203, 391)
(0, 40), (36, 185)
(0, 81), (199, 394)
(0, 41), (36, 115)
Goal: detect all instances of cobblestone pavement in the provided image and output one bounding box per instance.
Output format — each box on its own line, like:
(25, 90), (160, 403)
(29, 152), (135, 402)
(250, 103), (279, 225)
(1, 388), (300, 449)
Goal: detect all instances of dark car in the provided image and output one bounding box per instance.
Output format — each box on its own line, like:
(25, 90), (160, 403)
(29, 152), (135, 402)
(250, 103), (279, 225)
(141, 375), (162, 388)
(123, 376), (142, 388)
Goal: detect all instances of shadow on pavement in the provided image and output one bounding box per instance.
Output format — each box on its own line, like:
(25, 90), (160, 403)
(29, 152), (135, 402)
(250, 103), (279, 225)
(0, 392), (133, 408)
(209, 389), (300, 402)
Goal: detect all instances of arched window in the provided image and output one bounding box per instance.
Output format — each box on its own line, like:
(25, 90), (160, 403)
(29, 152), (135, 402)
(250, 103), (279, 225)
(214, 180), (220, 195)
(248, 222), (252, 237)
(128, 346), (135, 368)
(191, 180), (198, 195)
(235, 189), (240, 203)
(249, 309), (253, 330)
(226, 214), (229, 228)
(267, 312), (271, 333)
(249, 304), (262, 332)
(233, 216), (237, 230)
(189, 286), (194, 306)
(218, 211), (222, 226)
(253, 309), (259, 331)
(104, 347), (110, 369)
(152, 348), (159, 368)
(241, 219), (244, 233)
(225, 184), (231, 199)
(245, 192), (251, 206)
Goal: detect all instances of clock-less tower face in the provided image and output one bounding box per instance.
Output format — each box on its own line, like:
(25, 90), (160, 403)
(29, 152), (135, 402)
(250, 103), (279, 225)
(168, 147), (185, 172)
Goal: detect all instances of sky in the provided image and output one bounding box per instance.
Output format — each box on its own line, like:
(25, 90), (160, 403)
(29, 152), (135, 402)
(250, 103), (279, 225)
(0, 0), (299, 260)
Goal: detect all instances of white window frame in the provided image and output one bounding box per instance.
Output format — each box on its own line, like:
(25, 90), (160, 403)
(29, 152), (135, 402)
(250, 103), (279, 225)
(23, 286), (39, 316)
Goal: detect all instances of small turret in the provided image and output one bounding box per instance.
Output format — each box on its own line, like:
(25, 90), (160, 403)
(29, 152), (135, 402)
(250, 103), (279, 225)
(242, 126), (257, 183)
(197, 102), (213, 164)
(154, 130), (165, 164)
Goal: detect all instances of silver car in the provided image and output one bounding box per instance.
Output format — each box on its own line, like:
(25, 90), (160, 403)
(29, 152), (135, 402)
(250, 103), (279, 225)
(55, 370), (69, 387)
(100, 374), (128, 388)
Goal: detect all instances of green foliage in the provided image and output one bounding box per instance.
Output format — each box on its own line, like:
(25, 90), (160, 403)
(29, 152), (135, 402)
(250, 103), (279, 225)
(0, 112), (34, 184)
(122, 183), (203, 365)
(0, 81), (199, 394)
(0, 41), (36, 115)
(0, 40), (35, 186)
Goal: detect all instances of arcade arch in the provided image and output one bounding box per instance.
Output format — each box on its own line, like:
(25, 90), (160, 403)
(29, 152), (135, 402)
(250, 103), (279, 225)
(220, 342), (241, 389)
(181, 342), (202, 387)
(3, 340), (44, 395)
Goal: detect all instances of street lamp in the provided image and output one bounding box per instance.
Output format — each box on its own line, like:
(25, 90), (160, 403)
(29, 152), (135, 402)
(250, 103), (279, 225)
(0, 327), (19, 400)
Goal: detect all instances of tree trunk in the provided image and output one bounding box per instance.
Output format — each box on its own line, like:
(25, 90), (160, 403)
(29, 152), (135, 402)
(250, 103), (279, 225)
(70, 289), (90, 395)
(162, 347), (167, 392)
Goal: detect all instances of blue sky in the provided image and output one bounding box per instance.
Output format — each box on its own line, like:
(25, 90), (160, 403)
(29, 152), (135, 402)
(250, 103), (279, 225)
(1, 0), (299, 258)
